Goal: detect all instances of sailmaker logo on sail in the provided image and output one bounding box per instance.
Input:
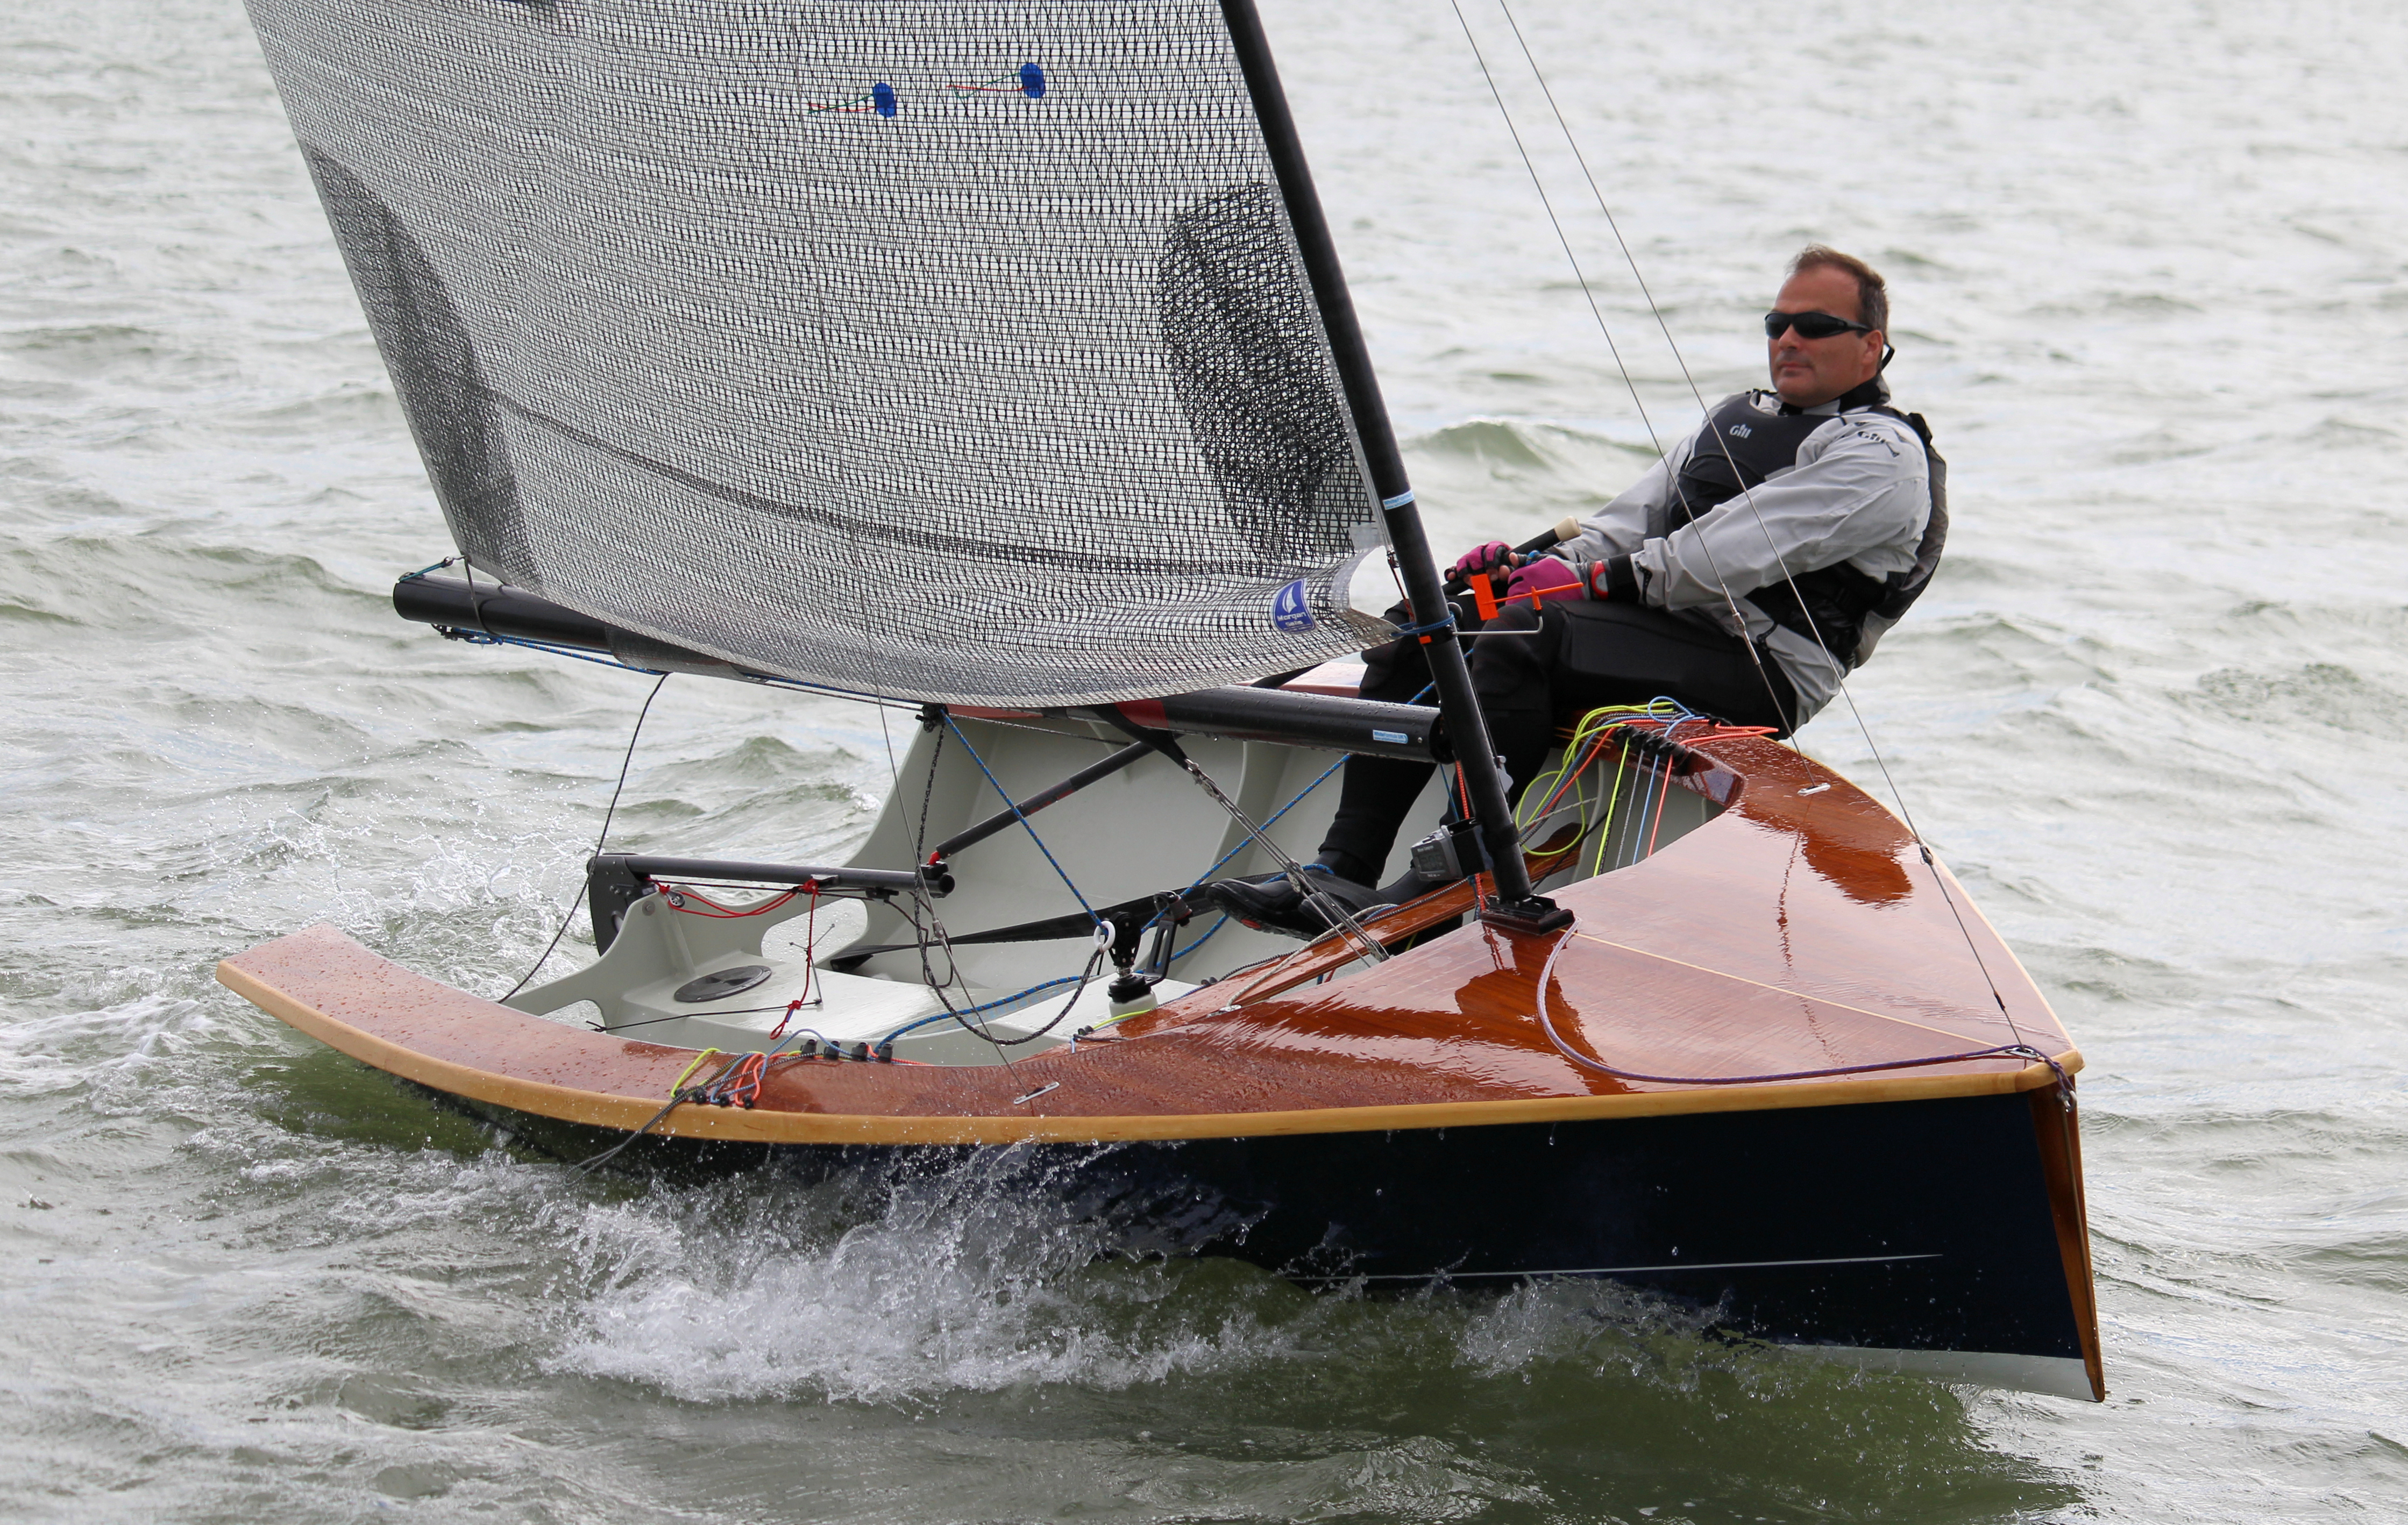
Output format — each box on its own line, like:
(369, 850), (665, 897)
(1270, 579), (1315, 633)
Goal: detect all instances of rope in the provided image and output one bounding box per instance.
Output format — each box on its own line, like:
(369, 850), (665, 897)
(447, 624), (931, 714)
(1168, 913), (1228, 966)
(1389, 608), (1458, 643)
(1513, 700), (1687, 834)
(1442, 0), (1794, 731)
(442, 628), (666, 675)
(1474, 0), (2023, 1043)
(571, 1089), (695, 1174)
(870, 699), (1030, 1087)
(501, 671), (669, 1002)
(914, 722), (947, 860)
(1589, 739), (1631, 879)
(943, 714), (1099, 924)
(1178, 754), (1390, 966)
(1188, 757), (1346, 886)
(656, 885), (800, 918)
(876, 972), (1087, 1042)
(597, 1001), (820, 1033)
(1159, 688), (1407, 965)
(1512, 700), (1772, 879)
(1531, 930), (2070, 1093)
(572, 1044), (726, 1172)
(876, 925), (1111, 1047)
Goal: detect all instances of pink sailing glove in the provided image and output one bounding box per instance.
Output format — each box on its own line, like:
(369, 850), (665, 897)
(1504, 555), (1586, 607)
(1450, 541), (1513, 582)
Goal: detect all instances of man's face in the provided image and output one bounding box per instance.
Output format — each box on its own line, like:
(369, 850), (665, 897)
(1766, 265), (1884, 407)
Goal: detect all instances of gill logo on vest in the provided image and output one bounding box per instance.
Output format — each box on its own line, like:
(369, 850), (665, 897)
(1729, 423), (1753, 438)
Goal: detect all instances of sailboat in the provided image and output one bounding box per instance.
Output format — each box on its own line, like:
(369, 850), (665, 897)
(219, 0), (2102, 1400)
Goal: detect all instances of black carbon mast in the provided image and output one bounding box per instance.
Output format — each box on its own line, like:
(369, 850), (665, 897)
(1217, 0), (1568, 931)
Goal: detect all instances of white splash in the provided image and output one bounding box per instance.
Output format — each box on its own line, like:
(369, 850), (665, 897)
(543, 1155), (1306, 1405)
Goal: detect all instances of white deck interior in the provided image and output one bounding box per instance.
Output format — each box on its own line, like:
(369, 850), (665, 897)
(509, 707), (1723, 1065)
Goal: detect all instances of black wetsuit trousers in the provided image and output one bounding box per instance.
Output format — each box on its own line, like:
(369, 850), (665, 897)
(1313, 598), (1798, 885)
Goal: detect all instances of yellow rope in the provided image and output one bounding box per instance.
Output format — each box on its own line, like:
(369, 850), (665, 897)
(1513, 703), (1677, 882)
(667, 1047), (723, 1096)
(1589, 738), (1634, 879)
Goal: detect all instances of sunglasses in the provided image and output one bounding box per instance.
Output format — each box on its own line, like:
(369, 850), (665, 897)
(1764, 309), (1874, 340)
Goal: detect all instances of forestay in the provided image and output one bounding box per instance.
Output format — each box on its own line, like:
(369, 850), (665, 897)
(248, 0), (1394, 704)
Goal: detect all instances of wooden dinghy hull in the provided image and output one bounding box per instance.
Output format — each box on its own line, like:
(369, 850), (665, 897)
(230, 785), (2109, 1407)
(222, 716), (2104, 1401)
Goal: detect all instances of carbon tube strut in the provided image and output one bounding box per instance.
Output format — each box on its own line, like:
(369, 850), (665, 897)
(932, 740), (1155, 860)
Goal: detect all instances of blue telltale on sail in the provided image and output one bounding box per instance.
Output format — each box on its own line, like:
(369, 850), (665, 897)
(1019, 62), (1047, 98)
(871, 81), (897, 117)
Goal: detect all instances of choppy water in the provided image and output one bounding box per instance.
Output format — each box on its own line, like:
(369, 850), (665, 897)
(4, 0), (2405, 1519)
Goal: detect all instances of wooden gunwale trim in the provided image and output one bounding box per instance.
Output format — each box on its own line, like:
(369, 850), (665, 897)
(218, 956), (2082, 1147)
(2029, 1085), (2107, 1399)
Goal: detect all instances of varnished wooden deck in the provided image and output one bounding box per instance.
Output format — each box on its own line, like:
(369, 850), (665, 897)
(218, 735), (2078, 1146)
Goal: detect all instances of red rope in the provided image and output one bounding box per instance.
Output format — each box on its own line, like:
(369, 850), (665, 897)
(717, 1051), (767, 1108)
(655, 883), (801, 919)
(1453, 765), (1487, 900)
(768, 999), (804, 1043)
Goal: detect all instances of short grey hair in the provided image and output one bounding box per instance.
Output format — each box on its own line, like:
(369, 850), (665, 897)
(1789, 245), (1888, 335)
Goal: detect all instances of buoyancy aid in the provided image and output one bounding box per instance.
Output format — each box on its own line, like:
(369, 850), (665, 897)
(1667, 377), (1949, 668)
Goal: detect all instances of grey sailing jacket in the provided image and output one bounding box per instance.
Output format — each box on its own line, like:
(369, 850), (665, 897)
(1557, 388), (1935, 724)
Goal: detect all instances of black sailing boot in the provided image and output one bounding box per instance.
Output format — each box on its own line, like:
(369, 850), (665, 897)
(1204, 863), (1394, 940)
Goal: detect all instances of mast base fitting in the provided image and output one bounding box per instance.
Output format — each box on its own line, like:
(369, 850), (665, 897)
(1105, 973), (1160, 1019)
(1479, 895), (1575, 936)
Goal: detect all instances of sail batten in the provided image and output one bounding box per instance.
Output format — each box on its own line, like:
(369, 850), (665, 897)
(251, 0), (1395, 704)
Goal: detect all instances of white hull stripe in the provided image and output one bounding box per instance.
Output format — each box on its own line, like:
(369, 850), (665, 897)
(1294, 1251), (1943, 1284)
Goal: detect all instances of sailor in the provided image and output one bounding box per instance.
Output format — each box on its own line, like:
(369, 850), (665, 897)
(1211, 245), (1947, 936)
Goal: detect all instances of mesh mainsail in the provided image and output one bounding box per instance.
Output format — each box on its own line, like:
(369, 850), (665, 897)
(247, 0), (1397, 705)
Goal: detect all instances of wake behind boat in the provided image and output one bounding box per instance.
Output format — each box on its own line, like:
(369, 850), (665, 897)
(220, 0), (2100, 1400)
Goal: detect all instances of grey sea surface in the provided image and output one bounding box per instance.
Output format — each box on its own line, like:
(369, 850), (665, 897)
(4, 0), (2404, 1520)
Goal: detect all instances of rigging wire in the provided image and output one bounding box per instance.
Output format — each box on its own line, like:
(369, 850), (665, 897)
(500, 671), (670, 1003)
(873, 700), (1032, 1087)
(1531, 928), (2070, 1096)
(1458, 0), (2025, 1043)
(1484, 0), (2004, 958)
(1188, 756), (1346, 886)
(1442, 0), (1798, 733)
(942, 714), (1100, 924)
(1176, 750), (1391, 966)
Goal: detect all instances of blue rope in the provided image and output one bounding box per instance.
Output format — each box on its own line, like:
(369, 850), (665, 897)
(1159, 745), (1358, 970)
(1175, 680), (1428, 892)
(1185, 756), (1346, 886)
(1390, 610), (1458, 641)
(877, 972), (1090, 1044)
(1159, 676), (1438, 969)
(943, 715), (1099, 923)
(434, 616), (925, 710)
(1169, 913), (1228, 965)
(444, 629), (666, 675)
